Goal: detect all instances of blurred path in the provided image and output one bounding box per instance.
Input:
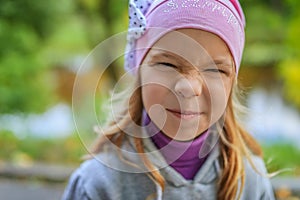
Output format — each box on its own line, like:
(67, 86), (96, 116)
(0, 162), (73, 200)
(0, 178), (65, 200)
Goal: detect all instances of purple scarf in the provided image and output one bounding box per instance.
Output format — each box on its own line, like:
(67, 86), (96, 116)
(143, 111), (210, 180)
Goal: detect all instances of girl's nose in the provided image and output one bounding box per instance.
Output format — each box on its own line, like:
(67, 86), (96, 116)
(174, 75), (203, 98)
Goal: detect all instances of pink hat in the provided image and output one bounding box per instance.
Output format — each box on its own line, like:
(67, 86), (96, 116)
(125, 0), (246, 75)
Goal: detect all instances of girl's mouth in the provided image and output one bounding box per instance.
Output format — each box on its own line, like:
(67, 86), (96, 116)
(166, 109), (201, 120)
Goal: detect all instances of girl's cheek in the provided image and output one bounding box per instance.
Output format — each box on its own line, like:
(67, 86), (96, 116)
(206, 81), (231, 120)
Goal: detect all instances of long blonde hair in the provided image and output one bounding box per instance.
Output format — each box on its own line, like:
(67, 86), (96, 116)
(91, 75), (262, 200)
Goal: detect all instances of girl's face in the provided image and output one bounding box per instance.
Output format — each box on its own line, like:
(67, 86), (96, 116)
(140, 29), (235, 141)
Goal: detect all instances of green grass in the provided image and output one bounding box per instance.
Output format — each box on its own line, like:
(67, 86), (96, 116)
(0, 130), (87, 166)
(262, 143), (300, 176)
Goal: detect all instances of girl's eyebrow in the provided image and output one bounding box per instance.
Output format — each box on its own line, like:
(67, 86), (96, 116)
(150, 51), (233, 69)
(150, 51), (181, 61)
(212, 57), (233, 66)
(149, 51), (193, 66)
(201, 58), (233, 69)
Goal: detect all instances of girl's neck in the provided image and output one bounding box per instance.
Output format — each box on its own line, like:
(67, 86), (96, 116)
(142, 110), (210, 180)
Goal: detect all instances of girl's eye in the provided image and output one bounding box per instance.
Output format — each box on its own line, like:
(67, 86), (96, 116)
(157, 62), (177, 68)
(204, 68), (227, 74)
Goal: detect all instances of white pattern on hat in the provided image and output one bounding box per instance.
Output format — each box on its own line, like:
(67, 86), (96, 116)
(124, 0), (154, 72)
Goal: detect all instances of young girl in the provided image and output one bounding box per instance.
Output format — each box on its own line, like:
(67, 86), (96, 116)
(63, 0), (275, 199)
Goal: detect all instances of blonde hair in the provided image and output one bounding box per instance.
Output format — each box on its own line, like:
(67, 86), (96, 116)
(91, 75), (262, 200)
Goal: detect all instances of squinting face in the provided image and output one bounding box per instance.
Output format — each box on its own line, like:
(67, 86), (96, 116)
(140, 29), (235, 141)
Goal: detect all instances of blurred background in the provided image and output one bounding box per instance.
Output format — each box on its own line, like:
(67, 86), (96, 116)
(0, 0), (299, 199)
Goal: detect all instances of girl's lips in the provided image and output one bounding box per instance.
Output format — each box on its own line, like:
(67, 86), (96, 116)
(166, 109), (201, 119)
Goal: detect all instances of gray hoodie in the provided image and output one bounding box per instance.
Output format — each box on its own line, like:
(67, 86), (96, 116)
(62, 132), (275, 200)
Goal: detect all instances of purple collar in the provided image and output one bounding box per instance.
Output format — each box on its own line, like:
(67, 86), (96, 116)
(143, 111), (210, 180)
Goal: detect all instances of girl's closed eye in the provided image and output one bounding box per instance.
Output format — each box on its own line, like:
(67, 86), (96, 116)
(157, 62), (177, 68)
(204, 68), (227, 74)
(147, 52), (182, 70)
(202, 64), (233, 77)
(149, 60), (180, 72)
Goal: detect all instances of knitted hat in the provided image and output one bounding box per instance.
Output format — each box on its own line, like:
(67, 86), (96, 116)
(124, 0), (245, 74)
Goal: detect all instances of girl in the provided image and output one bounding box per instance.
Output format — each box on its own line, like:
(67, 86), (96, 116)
(63, 0), (275, 199)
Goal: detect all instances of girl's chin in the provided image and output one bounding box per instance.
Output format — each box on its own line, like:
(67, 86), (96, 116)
(161, 127), (209, 141)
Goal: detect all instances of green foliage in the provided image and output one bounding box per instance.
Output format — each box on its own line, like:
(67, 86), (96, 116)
(41, 16), (90, 64)
(0, 130), (86, 165)
(0, 0), (71, 40)
(241, 0), (300, 110)
(0, 51), (53, 113)
(278, 60), (300, 109)
(0, 0), (73, 114)
(0, 0), (128, 116)
(263, 143), (300, 176)
(75, 0), (127, 45)
(277, 1), (300, 110)
(242, 3), (286, 67)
